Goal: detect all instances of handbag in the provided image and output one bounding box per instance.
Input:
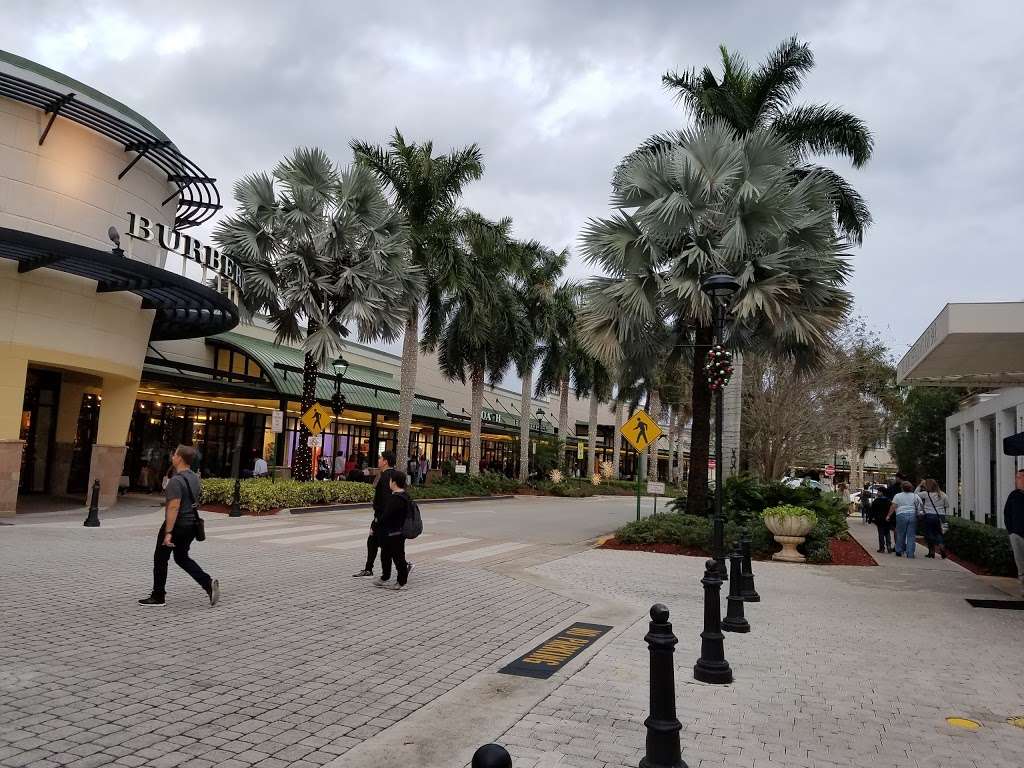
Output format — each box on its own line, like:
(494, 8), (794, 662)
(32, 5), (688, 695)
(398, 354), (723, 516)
(925, 492), (948, 534)
(177, 474), (206, 542)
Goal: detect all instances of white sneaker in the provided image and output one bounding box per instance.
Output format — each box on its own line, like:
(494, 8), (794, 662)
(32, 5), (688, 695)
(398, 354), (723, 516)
(372, 578), (389, 587)
(384, 582), (404, 590)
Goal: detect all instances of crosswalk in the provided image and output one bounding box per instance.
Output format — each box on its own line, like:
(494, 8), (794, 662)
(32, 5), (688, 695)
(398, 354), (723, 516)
(200, 516), (554, 568)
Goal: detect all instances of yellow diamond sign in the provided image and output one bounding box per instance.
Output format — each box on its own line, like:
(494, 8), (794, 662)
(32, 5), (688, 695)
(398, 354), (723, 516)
(622, 409), (662, 453)
(301, 402), (332, 435)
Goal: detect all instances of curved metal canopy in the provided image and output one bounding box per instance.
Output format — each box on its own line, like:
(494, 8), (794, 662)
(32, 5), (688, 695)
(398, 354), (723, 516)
(0, 227), (238, 340)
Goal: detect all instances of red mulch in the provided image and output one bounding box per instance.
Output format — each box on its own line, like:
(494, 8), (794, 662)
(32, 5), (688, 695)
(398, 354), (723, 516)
(200, 504), (281, 517)
(941, 549), (990, 575)
(600, 535), (877, 566)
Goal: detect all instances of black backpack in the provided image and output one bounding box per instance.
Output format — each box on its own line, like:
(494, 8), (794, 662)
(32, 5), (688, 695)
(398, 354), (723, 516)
(402, 497), (423, 539)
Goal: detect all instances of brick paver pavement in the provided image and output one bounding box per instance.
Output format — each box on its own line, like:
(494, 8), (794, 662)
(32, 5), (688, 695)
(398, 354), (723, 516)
(0, 520), (582, 768)
(496, 525), (1024, 768)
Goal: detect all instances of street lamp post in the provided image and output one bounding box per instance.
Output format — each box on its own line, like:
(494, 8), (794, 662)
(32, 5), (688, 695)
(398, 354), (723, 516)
(331, 356), (348, 471)
(701, 273), (739, 580)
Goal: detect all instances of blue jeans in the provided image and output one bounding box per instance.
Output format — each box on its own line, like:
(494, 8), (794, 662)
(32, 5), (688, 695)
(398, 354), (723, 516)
(895, 513), (917, 557)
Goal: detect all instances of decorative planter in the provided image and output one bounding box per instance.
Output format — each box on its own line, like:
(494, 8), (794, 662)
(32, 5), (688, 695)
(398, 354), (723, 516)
(763, 515), (815, 563)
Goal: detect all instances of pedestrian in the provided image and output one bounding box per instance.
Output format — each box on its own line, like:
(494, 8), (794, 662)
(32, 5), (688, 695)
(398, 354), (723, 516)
(253, 452), (269, 478)
(139, 445), (219, 607)
(917, 478), (949, 559)
(333, 451), (346, 480)
(860, 483), (872, 523)
(407, 452), (420, 486)
(887, 480), (922, 558)
(868, 488), (893, 553)
(374, 469), (414, 590)
(418, 454), (429, 485)
(1004, 468), (1024, 596)
(352, 452), (395, 578)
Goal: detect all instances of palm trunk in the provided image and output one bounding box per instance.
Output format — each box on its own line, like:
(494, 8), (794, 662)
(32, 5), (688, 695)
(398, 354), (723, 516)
(558, 377), (569, 468)
(519, 366), (532, 485)
(675, 408), (687, 486)
(687, 325), (714, 515)
(667, 407), (677, 483)
(469, 365), (484, 475)
(647, 388), (661, 482)
(587, 391), (598, 477)
(612, 401), (623, 479)
(396, 310), (419, 467)
(294, 350), (318, 482)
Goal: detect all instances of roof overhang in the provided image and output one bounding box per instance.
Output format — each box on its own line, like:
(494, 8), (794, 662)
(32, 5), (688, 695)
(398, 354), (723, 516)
(896, 302), (1024, 387)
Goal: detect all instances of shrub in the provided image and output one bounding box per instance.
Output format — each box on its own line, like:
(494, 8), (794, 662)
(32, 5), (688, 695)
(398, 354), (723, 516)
(614, 512), (778, 558)
(761, 505), (817, 524)
(199, 478), (374, 515)
(945, 517), (1017, 576)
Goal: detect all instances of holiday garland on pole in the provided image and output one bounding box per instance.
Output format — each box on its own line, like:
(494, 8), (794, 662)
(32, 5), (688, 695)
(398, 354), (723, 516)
(704, 344), (734, 391)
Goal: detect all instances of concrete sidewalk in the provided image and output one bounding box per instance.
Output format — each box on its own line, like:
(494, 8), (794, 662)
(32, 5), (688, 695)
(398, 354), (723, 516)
(485, 532), (1024, 768)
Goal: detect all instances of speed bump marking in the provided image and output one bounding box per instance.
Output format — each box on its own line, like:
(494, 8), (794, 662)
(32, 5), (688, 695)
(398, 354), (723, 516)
(945, 717), (982, 731)
(1008, 716), (1024, 728)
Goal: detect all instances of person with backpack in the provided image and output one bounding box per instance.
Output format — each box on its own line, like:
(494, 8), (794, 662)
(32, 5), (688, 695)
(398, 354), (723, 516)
(352, 452), (395, 578)
(374, 469), (416, 590)
(917, 478), (949, 558)
(139, 444), (219, 607)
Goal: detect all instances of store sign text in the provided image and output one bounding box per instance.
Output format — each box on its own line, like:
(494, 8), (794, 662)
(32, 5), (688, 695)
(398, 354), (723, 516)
(126, 212), (243, 287)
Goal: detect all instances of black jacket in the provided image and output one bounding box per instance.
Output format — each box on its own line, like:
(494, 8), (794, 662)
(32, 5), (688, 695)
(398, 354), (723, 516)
(868, 495), (891, 526)
(380, 490), (412, 536)
(1005, 489), (1024, 537)
(371, 468), (395, 526)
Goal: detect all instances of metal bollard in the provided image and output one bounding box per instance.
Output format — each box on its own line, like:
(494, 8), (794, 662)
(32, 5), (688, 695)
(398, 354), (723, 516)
(472, 743), (512, 768)
(740, 532), (760, 602)
(83, 480), (101, 527)
(640, 604), (686, 768)
(693, 559), (733, 684)
(721, 546), (750, 633)
(229, 476), (242, 517)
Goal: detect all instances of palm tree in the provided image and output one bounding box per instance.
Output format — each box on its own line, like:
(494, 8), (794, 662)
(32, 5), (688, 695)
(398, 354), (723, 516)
(351, 130), (483, 466)
(536, 281), (584, 468)
(579, 122), (852, 515)
(573, 354), (613, 477)
(429, 212), (523, 475)
(214, 147), (420, 481)
(661, 36), (874, 243)
(509, 241), (569, 483)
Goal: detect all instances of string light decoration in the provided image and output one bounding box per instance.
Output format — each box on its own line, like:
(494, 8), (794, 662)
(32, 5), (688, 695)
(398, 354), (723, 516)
(704, 344), (734, 391)
(293, 354), (318, 482)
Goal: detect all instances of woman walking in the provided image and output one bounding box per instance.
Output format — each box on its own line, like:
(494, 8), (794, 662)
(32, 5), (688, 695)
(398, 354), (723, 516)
(888, 481), (922, 558)
(918, 479), (949, 558)
(868, 489), (893, 553)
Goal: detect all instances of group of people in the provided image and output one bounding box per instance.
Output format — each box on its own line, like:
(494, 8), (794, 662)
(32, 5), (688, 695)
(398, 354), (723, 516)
(862, 474), (950, 559)
(351, 452), (415, 589)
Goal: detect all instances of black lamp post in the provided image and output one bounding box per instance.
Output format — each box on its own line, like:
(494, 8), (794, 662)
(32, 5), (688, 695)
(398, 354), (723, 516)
(331, 355), (349, 416)
(701, 273), (739, 580)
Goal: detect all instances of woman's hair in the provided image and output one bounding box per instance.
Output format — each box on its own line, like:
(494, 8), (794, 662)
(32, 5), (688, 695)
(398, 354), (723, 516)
(390, 469), (408, 489)
(923, 478), (940, 493)
(901, 481), (914, 492)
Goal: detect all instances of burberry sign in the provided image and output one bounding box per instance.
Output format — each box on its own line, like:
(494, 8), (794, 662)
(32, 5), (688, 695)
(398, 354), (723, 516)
(126, 212), (243, 288)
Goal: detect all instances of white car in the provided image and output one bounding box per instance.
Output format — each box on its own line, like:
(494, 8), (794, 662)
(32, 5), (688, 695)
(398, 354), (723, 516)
(781, 477), (823, 491)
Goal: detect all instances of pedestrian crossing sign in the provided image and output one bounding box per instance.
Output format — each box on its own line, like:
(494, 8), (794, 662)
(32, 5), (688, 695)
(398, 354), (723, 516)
(301, 402), (332, 435)
(622, 409), (662, 452)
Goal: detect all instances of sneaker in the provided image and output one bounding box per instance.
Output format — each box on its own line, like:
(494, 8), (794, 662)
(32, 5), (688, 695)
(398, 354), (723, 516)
(384, 582), (404, 590)
(876, 548), (884, 553)
(372, 578), (390, 587)
(352, 569), (373, 577)
(407, 562), (414, 577)
(209, 579), (220, 607)
(138, 596), (165, 607)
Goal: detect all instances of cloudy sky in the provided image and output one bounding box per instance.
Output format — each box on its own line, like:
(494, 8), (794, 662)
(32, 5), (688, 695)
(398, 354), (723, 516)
(4, 0), (1023, 362)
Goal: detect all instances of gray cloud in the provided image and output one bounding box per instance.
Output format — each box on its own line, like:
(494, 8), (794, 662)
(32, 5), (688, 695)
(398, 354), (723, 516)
(4, 0), (1023, 365)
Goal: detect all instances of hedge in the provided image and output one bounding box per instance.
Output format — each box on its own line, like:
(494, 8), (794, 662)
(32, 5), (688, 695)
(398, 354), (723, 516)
(944, 517), (1017, 576)
(200, 478), (374, 515)
(615, 513), (778, 558)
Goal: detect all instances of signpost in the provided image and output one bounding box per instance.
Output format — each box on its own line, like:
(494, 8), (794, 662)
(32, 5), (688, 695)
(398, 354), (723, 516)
(647, 480), (665, 515)
(824, 464), (836, 478)
(307, 434), (322, 448)
(301, 402), (332, 436)
(622, 410), (664, 521)
(455, 464), (467, 475)
(271, 409), (284, 434)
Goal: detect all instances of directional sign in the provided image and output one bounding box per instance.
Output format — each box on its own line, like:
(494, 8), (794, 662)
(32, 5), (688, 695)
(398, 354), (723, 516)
(621, 409), (663, 453)
(271, 409), (284, 434)
(647, 481), (665, 496)
(301, 402), (332, 435)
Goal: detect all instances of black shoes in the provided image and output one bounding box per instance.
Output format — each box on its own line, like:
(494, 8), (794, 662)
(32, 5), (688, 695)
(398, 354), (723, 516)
(352, 568), (373, 577)
(138, 596), (165, 607)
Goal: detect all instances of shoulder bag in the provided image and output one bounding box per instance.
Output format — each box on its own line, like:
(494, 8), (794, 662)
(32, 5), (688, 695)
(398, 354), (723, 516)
(177, 474), (207, 542)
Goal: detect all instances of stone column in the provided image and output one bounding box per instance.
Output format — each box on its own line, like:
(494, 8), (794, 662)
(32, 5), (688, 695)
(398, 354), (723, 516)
(961, 421), (976, 521)
(48, 380), (88, 497)
(945, 425), (959, 518)
(996, 407), (1017, 528)
(0, 357), (28, 517)
(976, 418), (993, 524)
(87, 374), (139, 509)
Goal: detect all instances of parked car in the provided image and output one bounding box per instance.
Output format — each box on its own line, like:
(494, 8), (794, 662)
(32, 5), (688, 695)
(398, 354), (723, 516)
(781, 476), (823, 491)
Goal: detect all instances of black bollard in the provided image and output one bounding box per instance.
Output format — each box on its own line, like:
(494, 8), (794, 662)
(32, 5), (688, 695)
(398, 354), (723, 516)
(471, 743), (512, 768)
(229, 476), (242, 517)
(640, 604), (686, 768)
(713, 513), (728, 581)
(693, 559), (733, 684)
(740, 531), (760, 603)
(721, 546), (750, 634)
(83, 480), (101, 527)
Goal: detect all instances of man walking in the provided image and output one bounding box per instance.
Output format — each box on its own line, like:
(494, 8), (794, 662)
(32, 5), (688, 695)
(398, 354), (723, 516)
(139, 444), (219, 607)
(374, 469), (413, 590)
(1004, 468), (1024, 595)
(352, 452), (395, 578)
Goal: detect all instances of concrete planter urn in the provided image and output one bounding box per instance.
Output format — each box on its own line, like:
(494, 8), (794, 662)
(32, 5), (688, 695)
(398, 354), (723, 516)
(761, 505), (817, 563)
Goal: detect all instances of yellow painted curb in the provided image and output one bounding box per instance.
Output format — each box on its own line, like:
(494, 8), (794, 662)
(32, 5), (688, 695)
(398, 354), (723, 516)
(945, 717), (982, 731)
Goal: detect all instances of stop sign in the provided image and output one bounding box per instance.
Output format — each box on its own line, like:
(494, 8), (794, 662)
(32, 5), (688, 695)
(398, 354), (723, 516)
(824, 464), (836, 478)
(708, 459), (717, 470)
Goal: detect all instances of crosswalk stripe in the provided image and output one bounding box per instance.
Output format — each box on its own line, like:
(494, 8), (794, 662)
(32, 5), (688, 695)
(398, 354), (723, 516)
(269, 528), (366, 545)
(204, 521), (296, 534)
(437, 541), (531, 562)
(212, 523), (336, 540)
(317, 537), (373, 551)
(405, 536), (477, 553)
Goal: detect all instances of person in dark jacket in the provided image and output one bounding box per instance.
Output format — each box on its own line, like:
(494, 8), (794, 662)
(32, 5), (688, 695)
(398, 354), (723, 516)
(868, 489), (894, 553)
(1005, 469), (1024, 595)
(352, 453), (395, 578)
(374, 469), (413, 590)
